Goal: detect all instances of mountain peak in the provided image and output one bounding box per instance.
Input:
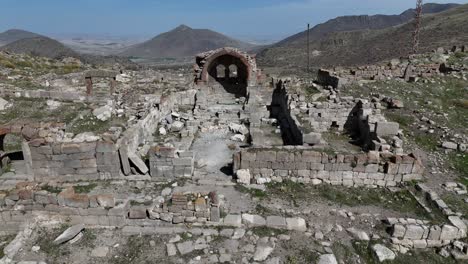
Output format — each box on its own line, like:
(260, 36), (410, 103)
(174, 24), (192, 31)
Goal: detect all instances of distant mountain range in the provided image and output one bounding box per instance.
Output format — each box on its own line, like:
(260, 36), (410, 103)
(0, 29), (41, 46)
(0, 2), (465, 67)
(0, 32), (78, 59)
(257, 3), (463, 68)
(119, 25), (257, 59)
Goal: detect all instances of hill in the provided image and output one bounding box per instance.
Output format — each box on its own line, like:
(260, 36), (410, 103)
(0, 29), (41, 46)
(0, 36), (78, 59)
(257, 3), (462, 69)
(120, 25), (256, 59)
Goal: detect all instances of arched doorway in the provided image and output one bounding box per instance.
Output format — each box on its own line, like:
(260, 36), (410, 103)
(207, 54), (248, 97)
(0, 127), (33, 178)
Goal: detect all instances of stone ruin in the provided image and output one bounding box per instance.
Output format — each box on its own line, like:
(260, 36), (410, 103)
(0, 46), (466, 262)
(317, 44), (467, 88)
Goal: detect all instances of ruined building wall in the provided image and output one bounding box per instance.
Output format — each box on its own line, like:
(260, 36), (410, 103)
(270, 83), (303, 145)
(234, 147), (424, 187)
(317, 61), (441, 88)
(23, 89), (197, 182)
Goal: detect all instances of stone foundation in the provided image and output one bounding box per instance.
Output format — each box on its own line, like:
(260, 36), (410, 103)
(234, 147), (424, 187)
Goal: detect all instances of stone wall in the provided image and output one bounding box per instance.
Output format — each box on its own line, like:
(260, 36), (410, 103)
(131, 192), (221, 224)
(119, 90), (196, 154)
(148, 146), (194, 178)
(234, 147), (424, 187)
(0, 185), (118, 235)
(317, 61), (441, 88)
(388, 217), (467, 249)
(270, 83), (303, 145)
(28, 140), (122, 182)
(18, 89), (198, 182)
(0, 87), (109, 103)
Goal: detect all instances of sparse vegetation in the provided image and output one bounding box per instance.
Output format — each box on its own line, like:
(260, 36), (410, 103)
(73, 183), (97, 194)
(450, 153), (468, 179)
(414, 134), (439, 152)
(442, 193), (468, 216)
(36, 224), (72, 262)
(234, 184), (267, 199)
(265, 180), (435, 220)
(67, 114), (126, 135)
(347, 240), (459, 264)
(41, 185), (63, 194)
(0, 98), (87, 124)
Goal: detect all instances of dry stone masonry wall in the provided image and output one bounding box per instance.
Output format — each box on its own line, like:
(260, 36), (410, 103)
(234, 147), (424, 187)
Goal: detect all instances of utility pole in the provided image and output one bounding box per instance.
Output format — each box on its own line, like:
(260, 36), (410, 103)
(307, 23), (310, 73)
(412, 0), (423, 54)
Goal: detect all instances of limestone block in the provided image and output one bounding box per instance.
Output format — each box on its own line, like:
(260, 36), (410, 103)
(286, 217), (307, 232)
(404, 225), (424, 240)
(266, 216), (287, 229)
(428, 226), (442, 240)
(440, 225), (459, 240)
(128, 206), (147, 219)
(242, 214), (266, 227)
(223, 214), (242, 227)
(375, 122), (399, 137)
(256, 151), (277, 162)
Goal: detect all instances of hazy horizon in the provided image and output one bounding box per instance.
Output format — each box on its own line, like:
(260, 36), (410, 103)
(1, 0), (467, 43)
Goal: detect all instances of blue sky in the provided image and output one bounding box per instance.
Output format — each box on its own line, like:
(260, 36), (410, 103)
(1, 0), (467, 40)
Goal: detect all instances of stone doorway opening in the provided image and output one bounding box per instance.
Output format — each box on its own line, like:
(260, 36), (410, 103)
(208, 55), (248, 98)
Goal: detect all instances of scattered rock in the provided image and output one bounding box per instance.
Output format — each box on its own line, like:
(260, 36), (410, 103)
(0, 97), (10, 110)
(46, 100), (62, 110)
(231, 134), (245, 142)
(347, 228), (370, 241)
(229, 123), (249, 135)
(93, 105), (113, 121)
(53, 224), (85, 245)
(167, 243), (177, 256)
(372, 244), (396, 262)
(91, 246), (109, 258)
(170, 121), (185, 132)
(318, 254), (338, 264)
(442, 141), (458, 150)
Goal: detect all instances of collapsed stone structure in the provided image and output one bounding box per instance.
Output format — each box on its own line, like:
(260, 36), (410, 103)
(0, 47), (467, 262)
(317, 45), (467, 88)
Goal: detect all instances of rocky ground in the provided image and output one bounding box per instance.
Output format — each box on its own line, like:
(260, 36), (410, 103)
(0, 49), (467, 264)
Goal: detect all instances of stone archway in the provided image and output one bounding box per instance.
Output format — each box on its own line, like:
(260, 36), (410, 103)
(194, 47), (258, 96)
(206, 55), (249, 97)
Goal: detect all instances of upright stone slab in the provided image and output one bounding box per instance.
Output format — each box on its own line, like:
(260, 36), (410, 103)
(119, 144), (131, 176)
